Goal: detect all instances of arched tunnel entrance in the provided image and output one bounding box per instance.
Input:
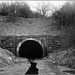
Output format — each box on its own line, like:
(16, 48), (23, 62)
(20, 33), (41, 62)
(17, 39), (44, 60)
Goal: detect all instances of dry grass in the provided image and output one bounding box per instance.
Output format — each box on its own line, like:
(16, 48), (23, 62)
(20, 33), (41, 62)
(0, 16), (60, 36)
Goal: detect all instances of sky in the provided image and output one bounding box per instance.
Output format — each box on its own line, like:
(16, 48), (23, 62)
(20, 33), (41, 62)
(26, 1), (67, 11)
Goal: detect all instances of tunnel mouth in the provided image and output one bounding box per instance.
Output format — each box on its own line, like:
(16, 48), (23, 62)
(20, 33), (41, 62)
(17, 39), (44, 60)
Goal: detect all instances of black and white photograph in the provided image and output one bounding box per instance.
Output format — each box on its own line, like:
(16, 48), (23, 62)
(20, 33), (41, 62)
(0, 0), (74, 75)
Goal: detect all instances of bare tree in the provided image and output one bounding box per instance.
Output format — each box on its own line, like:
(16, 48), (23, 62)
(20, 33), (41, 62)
(36, 2), (55, 18)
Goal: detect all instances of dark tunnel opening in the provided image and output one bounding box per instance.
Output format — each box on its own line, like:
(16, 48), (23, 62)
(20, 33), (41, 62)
(18, 40), (43, 60)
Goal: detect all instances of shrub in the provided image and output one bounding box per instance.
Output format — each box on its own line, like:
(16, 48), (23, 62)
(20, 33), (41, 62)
(52, 2), (75, 29)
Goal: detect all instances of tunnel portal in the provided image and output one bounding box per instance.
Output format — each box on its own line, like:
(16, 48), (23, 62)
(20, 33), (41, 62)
(18, 39), (44, 60)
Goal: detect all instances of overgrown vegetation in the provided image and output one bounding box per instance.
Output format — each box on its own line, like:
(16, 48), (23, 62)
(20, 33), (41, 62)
(0, 2), (55, 19)
(0, 2), (33, 17)
(52, 2), (75, 29)
(52, 2), (75, 49)
(0, 2), (44, 23)
(0, 2), (33, 23)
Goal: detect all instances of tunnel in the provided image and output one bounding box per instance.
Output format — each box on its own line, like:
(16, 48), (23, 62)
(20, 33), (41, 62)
(17, 39), (44, 60)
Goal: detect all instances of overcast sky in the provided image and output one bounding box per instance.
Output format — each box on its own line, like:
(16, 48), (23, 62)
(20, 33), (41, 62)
(26, 1), (67, 11)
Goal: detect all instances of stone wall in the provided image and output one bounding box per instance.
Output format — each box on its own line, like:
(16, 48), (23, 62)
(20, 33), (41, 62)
(0, 35), (62, 56)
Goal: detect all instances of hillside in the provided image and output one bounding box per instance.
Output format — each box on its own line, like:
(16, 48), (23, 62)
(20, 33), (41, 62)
(0, 16), (60, 36)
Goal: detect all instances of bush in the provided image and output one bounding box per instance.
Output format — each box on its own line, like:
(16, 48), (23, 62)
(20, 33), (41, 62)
(0, 2), (34, 23)
(19, 6), (33, 18)
(33, 12), (43, 18)
(0, 2), (33, 17)
(52, 2), (75, 29)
